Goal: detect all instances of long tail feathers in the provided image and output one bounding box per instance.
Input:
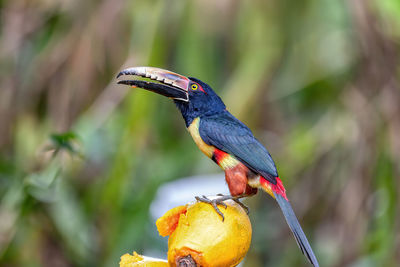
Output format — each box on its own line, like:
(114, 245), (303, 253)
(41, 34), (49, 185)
(274, 192), (319, 267)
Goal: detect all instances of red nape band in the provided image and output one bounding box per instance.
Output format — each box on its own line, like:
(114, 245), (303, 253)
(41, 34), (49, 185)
(260, 176), (288, 201)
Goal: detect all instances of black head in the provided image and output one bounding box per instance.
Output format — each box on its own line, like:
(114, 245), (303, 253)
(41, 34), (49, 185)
(117, 67), (226, 127)
(174, 77), (225, 126)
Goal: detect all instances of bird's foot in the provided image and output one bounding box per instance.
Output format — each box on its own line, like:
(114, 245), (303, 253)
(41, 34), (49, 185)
(217, 194), (250, 214)
(195, 195), (227, 221)
(217, 193), (250, 215)
(195, 194), (249, 221)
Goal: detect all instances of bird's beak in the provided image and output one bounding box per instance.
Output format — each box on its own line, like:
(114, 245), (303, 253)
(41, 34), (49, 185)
(117, 67), (190, 102)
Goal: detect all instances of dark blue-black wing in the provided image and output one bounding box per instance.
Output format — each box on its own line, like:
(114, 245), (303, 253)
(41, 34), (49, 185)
(200, 113), (319, 266)
(199, 111), (278, 184)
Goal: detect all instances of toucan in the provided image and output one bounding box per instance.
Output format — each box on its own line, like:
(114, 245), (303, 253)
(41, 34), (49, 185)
(117, 67), (319, 266)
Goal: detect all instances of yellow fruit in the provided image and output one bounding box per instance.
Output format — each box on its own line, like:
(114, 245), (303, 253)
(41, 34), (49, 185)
(156, 205), (188, 237)
(156, 198), (252, 267)
(119, 251), (168, 267)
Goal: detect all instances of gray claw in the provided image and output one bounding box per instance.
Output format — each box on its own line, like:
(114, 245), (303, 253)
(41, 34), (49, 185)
(195, 194), (250, 220)
(195, 195), (231, 221)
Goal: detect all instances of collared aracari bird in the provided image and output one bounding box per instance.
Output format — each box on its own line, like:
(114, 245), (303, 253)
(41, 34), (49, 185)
(117, 67), (319, 266)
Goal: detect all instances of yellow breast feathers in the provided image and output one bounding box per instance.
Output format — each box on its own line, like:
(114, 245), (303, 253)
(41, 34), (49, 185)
(187, 117), (240, 170)
(187, 117), (214, 158)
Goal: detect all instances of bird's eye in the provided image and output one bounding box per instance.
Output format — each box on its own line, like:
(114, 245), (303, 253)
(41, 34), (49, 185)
(191, 84), (198, 90)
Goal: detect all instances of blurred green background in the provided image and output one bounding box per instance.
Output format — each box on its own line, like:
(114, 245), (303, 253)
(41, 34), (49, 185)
(0, 0), (399, 266)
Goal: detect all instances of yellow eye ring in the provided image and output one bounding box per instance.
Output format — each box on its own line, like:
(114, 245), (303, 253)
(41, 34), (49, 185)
(191, 84), (198, 90)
